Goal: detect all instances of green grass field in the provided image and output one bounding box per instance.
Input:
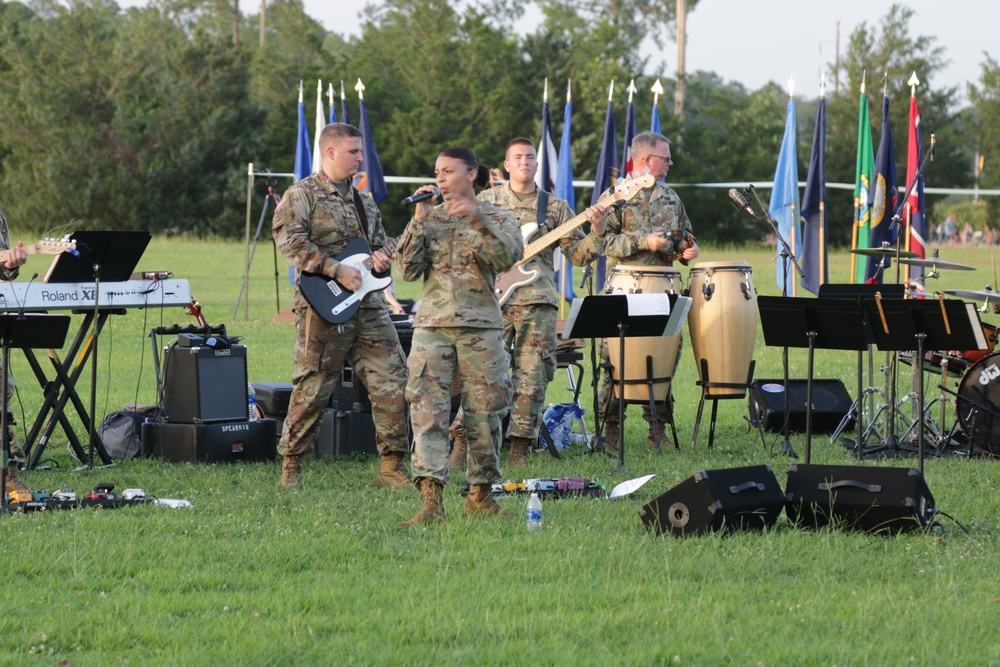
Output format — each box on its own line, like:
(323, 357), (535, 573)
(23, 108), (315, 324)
(2, 237), (999, 666)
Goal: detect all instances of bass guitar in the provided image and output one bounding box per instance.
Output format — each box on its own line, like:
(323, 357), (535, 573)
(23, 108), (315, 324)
(300, 236), (398, 325)
(494, 174), (655, 306)
(0, 237), (77, 266)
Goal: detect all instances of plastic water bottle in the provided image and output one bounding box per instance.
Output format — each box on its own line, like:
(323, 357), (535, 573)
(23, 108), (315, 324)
(526, 492), (542, 531)
(247, 384), (258, 421)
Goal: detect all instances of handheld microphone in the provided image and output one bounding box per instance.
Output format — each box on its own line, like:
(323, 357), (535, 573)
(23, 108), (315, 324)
(579, 262), (594, 289)
(930, 133), (935, 162)
(400, 188), (440, 207)
(16, 272), (39, 320)
(728, 188), (756, 216)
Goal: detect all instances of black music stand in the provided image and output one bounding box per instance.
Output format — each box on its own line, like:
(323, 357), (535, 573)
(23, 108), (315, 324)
(1, 314), (70, 513)
(863, 298), (985, 473)
(563, 293), (676, 472)
(758, 297), (871, 464)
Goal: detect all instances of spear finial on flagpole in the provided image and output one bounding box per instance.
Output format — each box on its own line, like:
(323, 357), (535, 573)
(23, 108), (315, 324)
(607, 80), (615, 103)
(651, 78), (664, 105)
(327, 82), (334, 107)
(340, 80), (346, 101)
(543, 77), (549, 103)
(627, 79), (637, 103)
(820, 74), (826, 98)
(861, 69), (866, 95)
(298, 80), (304, 103)
(787, 75), (794, 98)
(355, 78), (365, 101)
(908, 71), (920, 97)
(566, 79), (571, 104)
(882, 70), (889, 96)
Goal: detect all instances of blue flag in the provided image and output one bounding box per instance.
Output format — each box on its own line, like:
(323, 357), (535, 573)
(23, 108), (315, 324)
(800, 96), (827, 295)
(340, 81), (351, 126)
(328, 83), (337, 124)
(590, 91), (618, 289)
(554, 87), (575, 304)
(866, 93), (899, 282)
(294, 86), (312, 182)
(356, 95), (388, 203)
(651, 101), (661, 134)
(768, 98), (800, 295)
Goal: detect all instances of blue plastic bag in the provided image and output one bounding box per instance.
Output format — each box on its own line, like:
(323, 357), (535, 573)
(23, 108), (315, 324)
(541, 402), (586, 451)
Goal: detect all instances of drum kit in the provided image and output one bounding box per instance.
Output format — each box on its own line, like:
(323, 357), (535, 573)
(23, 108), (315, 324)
(835, 244), (1000, 458)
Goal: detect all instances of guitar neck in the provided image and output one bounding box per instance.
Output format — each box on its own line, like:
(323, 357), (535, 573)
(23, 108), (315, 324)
(360, 236), (399, 272)
(0, 244), (47, 263)
(518, 189), (619, 265)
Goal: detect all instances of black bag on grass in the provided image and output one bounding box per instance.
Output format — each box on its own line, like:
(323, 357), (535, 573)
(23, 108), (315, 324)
(98, 410), (147, 460)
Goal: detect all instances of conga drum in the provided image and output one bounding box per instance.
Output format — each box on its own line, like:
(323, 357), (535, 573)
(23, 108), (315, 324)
(605, 264), (683, 402)
(687, 261), (757, 397)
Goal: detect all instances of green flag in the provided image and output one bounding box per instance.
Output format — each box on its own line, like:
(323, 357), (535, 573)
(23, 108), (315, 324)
(852, 84), (875, 283)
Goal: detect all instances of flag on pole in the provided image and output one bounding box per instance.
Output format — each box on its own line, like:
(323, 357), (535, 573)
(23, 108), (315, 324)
(553, 80), (575, 305)
(852, 76), (875, 283)
(905, 73), (926, 285)
(650, 79), (663, 133)
(866, 87), (899, 282)
(294, 81), (312, 182)
(620, 80), (638, 176)
(536, 79), (559, 192)
(800, 88), (827, 295)
(769, 93), (800, 296)
(328, 82), (337, 124)
(354, 79), (387, 204)
(340, 80), (351, 126)
(590, 81), (619, 289)
(312, 79), (324, 175)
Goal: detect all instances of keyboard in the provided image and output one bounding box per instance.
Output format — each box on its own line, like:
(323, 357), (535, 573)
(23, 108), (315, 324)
(0, 279), (192, 312)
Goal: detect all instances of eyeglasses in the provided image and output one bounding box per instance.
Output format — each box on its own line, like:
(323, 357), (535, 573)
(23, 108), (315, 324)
(648, 154), (673, 163)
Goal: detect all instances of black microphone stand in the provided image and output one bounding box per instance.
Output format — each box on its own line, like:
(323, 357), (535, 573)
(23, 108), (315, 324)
(746, 185), (805, 458)
(234, 172), (282, 320)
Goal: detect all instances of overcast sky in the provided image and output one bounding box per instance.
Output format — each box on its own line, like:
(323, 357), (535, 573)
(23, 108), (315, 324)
(291, 0), (995, 99)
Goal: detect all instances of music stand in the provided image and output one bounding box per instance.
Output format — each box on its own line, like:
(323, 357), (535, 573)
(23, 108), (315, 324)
(1, 314), (70, 513)
(563, 293), (677, 472)
(863, 298), (985, 473)
(758, 297), (871, 464)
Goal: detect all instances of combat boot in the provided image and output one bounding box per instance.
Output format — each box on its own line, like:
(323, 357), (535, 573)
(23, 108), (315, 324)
(398, 477), (446, 527)
(375, 451), (411, 489)
(508, 436), (531, 467)
(603, 422), (621, 454)
(646, 421), (670, 450)
(4, 464), (27, 494)
(464, 483), (514, 518)
(448, 425), (468, 469)
(280, 454), (303, 487)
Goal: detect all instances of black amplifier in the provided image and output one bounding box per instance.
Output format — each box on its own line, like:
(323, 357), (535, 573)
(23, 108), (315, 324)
(164, 344), (248, 423)
(142, 419), (276, 463)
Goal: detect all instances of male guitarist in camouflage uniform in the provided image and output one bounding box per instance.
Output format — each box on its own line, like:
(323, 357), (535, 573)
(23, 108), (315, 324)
(0, 208), (28, 492)
(597, 131), (699, 450)
(273, 123), (410, 488)
(450, 138), (606, 467)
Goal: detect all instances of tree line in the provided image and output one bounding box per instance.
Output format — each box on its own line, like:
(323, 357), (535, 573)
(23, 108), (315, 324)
(0, 0), (996, 244)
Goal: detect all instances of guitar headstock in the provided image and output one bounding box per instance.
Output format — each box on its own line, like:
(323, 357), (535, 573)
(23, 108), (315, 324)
(33, 236), (79, 257)
(608, 173), (656, 204)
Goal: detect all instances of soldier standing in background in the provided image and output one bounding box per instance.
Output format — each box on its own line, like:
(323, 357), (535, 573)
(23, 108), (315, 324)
(395, 146), (522, 526)
(272, 122), (410, 489)
(449, 138), (606, 468)
(597, 131), (699, 450)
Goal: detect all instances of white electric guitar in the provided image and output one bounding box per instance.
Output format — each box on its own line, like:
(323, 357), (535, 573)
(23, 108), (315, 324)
(494, 174), (655, 306)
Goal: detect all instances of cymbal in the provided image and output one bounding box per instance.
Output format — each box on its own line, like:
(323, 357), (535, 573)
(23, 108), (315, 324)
(943, 288), (1000, 304)
(850, 246), (919, 258)
(900, 257), (976, 271)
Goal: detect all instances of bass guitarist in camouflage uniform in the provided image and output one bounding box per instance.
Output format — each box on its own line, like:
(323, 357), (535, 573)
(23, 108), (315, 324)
(395, 147), (523, 526)
(273, 123), (410, 489)
(449, 138), (606, 468)
(0, 207), (28, 492)
(597, 131), (699, 450)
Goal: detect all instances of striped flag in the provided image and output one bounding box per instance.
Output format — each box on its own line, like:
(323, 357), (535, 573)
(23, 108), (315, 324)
(905, 75), (926, 284)
(536, 79), (559, 192)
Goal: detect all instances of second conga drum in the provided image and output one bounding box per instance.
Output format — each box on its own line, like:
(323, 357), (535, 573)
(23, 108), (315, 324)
(605, 264), (683, 402)
(687, 261), (757, 397)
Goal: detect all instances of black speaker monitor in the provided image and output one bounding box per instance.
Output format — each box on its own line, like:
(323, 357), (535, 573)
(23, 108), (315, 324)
(164, 344), (248, 423)
(785, 464), (936, 534)
(749, 379), (853, 434)
(639, 465), (785, 537)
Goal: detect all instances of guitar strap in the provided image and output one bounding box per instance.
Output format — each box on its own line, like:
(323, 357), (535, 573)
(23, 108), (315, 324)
(352, 188), (371, 243)
(536, 190), (549, 233)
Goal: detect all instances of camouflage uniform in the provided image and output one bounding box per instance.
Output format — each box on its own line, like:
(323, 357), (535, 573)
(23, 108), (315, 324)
(273, 170), (408, 459)
(395, 199), (522, 486)
(458, 184), (602, 443)
(597, 182), (693, 428)
(0, 208), (22, 463)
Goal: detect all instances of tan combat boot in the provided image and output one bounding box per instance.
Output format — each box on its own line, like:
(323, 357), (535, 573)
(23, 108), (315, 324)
(398, 477), (446, 527)
(464, 483), (514, 518)
(603, 422), (621, 454)
(646, 421), (669, 450)
(375, 451), (412, 489)
(280, 454), (303, 487)
(448, 425), (468, 469)
(5, 464), (28, 494)
(508, 436), (531, 467)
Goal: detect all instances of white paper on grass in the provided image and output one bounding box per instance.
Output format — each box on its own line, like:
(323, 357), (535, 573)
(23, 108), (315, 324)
(608, 474), (656, 499)
(153, 499), (193, 508)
